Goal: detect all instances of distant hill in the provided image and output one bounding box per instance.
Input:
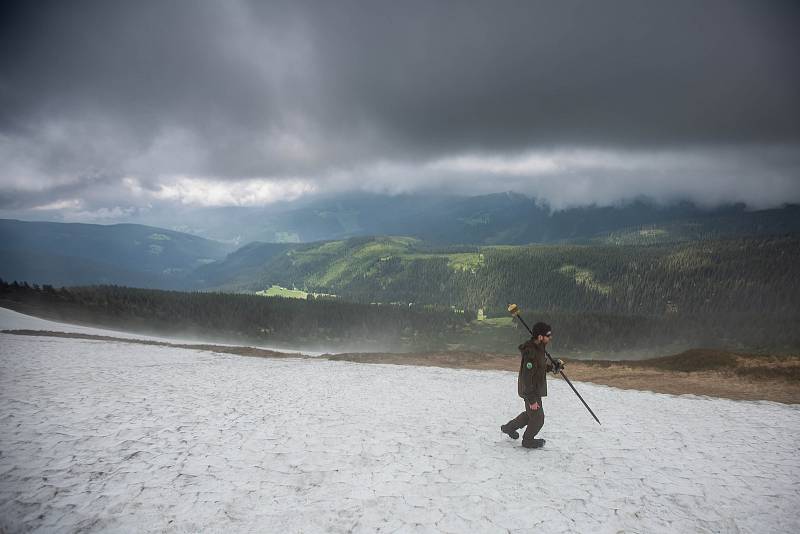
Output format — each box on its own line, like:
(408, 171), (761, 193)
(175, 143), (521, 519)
(156, 193), (800, 245)
(6, 193), (800, 302)
(0, 219), (235, 289)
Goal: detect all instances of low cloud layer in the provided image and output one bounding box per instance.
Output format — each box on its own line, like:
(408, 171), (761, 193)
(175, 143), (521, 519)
(1, 0), (798, 221)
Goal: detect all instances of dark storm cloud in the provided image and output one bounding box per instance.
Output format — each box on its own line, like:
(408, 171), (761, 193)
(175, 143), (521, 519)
(299, 0), (800, 150)
(1, 0), (798, 214)
(1, 1), (316, 175)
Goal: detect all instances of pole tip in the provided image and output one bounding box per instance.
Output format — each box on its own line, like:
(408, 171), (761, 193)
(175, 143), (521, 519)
(507, 303), (520, 316)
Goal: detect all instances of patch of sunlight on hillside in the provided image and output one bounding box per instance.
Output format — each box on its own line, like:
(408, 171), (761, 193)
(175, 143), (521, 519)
(314, 240), (346, 254)
(288, 241), (345, 266)
(447, 253), (485, 272)
(400, 251), (483, 272)
(353, 237), (418, 259)
(256, 285), (309, 299)
(311, 258), (352, 286)
(256, 285), (336, 299)
(287, 237), (423, 288)
(558, 264), (611, 295)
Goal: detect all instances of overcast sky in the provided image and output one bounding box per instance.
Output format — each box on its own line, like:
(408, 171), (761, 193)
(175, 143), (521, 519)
(1, 0), (798, 223)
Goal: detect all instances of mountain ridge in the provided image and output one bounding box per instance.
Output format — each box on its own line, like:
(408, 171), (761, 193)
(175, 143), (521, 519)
(0, 219), (235, 289)
(98, 193), (800, 245)
(3, 196), (799, 296)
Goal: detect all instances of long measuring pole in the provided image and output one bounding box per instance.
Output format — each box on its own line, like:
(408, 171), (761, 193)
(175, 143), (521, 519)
(508, 304), (601, 425)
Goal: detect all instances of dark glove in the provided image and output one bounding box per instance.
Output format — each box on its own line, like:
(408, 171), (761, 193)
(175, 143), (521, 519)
(551, 359), (565, 374)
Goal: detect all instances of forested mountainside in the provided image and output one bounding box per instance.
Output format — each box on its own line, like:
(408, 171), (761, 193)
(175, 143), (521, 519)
(204, 235), (800, 319)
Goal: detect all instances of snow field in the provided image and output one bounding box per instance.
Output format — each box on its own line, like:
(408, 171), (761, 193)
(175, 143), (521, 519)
(0, 307), (316, 355)
(1, 331), (799, 533)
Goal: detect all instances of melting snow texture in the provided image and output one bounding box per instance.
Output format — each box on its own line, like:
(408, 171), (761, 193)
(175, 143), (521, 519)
(0, 316), (799, 532)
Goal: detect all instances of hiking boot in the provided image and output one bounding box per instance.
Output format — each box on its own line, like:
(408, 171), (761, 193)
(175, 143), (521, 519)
(521, 438), (546, 449)
(500, 424), (519, 440)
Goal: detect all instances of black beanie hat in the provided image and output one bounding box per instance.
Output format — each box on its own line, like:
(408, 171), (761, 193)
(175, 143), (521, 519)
(531, 322), (552, 337)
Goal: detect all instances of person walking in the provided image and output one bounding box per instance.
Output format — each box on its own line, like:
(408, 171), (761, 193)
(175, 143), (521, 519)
(500, 321), (563, 449)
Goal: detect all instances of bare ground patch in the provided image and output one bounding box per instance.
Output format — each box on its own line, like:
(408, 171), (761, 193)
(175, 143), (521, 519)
(327, 349), (800, 404)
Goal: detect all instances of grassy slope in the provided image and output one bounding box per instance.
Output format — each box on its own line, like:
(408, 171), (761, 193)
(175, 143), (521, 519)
(236, 234), (799, 314)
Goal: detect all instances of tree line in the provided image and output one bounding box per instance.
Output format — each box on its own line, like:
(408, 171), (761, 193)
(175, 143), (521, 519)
(2, 277), (798, 355)
(273, 235), (800, 320)
(0, 280), (472, 352)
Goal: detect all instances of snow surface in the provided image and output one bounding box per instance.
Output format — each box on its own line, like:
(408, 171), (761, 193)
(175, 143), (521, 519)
(1, 322), (799, 532)
(0, 306), (318, 355)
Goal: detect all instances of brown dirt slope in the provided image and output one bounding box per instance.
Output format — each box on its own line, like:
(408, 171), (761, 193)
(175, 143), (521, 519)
(328, 348), (800, 404)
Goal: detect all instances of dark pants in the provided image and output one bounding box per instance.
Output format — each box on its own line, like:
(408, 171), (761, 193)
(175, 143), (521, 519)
(506, 397), (544, 445)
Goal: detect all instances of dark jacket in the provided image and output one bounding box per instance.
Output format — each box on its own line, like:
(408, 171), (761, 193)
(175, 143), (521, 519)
(518, 339), (552, 399)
